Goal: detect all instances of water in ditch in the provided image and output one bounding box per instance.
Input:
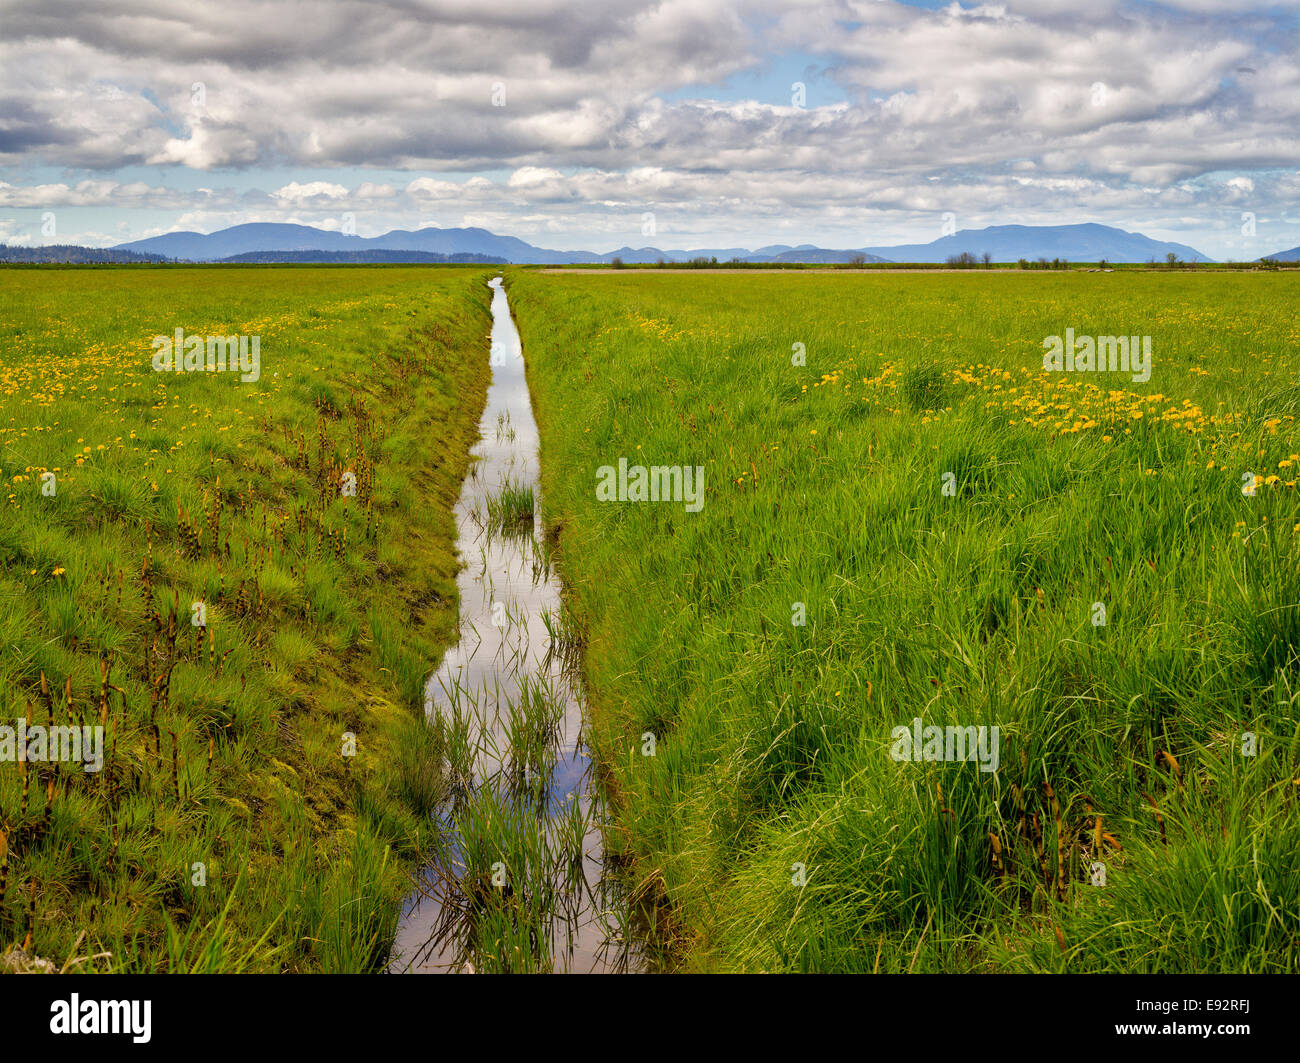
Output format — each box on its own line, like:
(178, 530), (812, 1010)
(388, 276), (645, 974)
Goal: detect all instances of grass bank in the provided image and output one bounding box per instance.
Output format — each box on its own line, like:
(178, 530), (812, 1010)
(509, 268), (1300, 972)
(0, 265), (491, 971)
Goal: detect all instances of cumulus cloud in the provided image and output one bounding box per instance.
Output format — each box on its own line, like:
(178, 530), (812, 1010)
(271, 181), (352, 205)
(0, 0), (1297, 252)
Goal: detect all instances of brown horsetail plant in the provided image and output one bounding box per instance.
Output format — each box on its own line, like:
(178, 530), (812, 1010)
(18, 751), (30, 823)
(1142, 791), (1167, 846)
(1044, 780), (1065, 902)
(170, 731), (181, 800)
(22, 879), (36, 952)
(42, 777), (55, 834)
(1157, 748), (1182, 783)
(0, 829), (8, 917)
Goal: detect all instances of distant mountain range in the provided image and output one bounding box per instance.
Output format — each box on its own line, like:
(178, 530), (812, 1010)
(0, 243), (167, 263)
(601, 225), (1214, 264)
(106, 221), (1219, 264)
(868, 222), (1211, 263)
(216, 248), (504, 264)
(7, 222), (1297, 265)
(860, 223), (1212, 264)
(596, 244), (893, 264)
(113, 223), (573, 264)
(1263, 245), (1300, 262)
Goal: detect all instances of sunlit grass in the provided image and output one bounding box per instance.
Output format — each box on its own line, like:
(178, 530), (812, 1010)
(510, 267), (1300, 973)
(0, 265), (494, 971)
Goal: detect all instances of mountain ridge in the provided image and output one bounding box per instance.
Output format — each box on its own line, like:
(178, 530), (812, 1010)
(1263, 245), (1300, 262)
(108, 221), (1223, 264)
(858, 223), (1212, 264)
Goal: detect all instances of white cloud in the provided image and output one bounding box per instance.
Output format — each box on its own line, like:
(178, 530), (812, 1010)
(271, 181), (351, 205)
(0, 0), (1297, 255)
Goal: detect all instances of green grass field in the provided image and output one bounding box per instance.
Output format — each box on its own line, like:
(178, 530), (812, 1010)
(5, 264), (1298, 974)
(509, 269), (1300, 972)
(0, 266), (491, 971)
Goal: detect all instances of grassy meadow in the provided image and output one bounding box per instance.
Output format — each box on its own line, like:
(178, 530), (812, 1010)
(508, 268), (1300, 972)
(0, 265), (491, 971)
(4, 261), (1297, 976)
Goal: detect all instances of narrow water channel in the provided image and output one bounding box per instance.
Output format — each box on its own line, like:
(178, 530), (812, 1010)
(389, 276), (641, 974)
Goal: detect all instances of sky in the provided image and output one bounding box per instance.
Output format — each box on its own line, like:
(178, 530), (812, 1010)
(2, 0), (1300, 259)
